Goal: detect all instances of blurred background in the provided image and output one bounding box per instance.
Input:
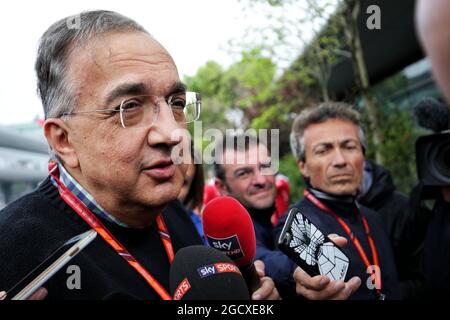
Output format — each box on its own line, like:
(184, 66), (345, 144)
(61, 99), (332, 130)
(0, 0), (441, 208)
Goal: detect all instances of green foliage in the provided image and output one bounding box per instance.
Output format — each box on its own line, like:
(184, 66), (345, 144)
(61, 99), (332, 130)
(187, 0), (423, 197)
(221, 48), (276, 110)
(360, 99), (420, 194)
(250, 102), (291, 130)
(356, 72), (424, 193)
(236, 0), (342, 102)
(185, 48), (279, 133)
(278, 153), (305, 203)
(250, 104), (279, 129)
(184, 61), (224, 98)
(184, 61), (232, 132)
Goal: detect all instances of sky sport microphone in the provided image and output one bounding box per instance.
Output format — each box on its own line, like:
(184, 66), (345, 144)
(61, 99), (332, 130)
(202, 196), (260, 294)
(169, 245), (249, 300)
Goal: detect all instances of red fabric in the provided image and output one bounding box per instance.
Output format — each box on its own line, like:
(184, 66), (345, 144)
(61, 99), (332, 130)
(203, 183), (220, 206)
(271, 178), (291, 226)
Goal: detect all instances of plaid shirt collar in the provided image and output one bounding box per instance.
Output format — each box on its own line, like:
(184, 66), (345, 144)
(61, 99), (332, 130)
(51, 163), (130, 228)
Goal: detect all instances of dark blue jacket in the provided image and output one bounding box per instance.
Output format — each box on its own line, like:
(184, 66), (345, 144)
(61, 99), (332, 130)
(249, 208), (297, 298)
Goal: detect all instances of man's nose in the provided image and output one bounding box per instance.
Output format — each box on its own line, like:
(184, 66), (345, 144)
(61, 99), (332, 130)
(147, 101), (183, 148)
(331, 148), (347, 167)
(252, 168), (269, 185)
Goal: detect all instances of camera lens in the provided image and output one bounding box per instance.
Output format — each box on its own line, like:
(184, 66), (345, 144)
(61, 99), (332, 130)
(434, 140), (450, 177)
(416, 132), (450, 186)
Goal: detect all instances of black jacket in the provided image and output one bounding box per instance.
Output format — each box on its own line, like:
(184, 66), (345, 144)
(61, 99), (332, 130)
(359, 160), (411, 249)
(276, 187), (402, 300)
(0, 177), (203, 300)
(248, 206), (297, 298)
(422, 196), (450, 299)
(358, 160), (429, 299)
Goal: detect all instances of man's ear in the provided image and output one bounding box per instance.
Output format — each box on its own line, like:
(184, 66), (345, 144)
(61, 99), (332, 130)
(43, 118), (79, 168)
(298, 160), (309, 179)
(214, 178), (229, 196)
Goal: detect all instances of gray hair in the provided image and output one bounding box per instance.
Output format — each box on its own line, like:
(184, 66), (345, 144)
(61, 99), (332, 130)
(290, 102), (367, 161)
(35, 10), (150, 119)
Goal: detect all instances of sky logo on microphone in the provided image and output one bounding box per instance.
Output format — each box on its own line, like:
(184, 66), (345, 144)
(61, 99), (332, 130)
(198, 264), (217, 278)
(206, 235), (244, 260)
(197, 263), (241, 278)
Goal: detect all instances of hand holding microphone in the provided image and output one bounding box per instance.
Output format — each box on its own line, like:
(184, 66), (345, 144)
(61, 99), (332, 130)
(202, 196), (279, 300)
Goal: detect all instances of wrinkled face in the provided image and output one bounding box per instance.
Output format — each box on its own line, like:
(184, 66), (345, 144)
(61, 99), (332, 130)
(299, 119), (364, 196)
(216, 145), (276, 210)
(64, 31), (188, 211)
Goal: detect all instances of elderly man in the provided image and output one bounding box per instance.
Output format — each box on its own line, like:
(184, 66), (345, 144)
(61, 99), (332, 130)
(0, 10), (278, 300)
(284, 103), (401, 300)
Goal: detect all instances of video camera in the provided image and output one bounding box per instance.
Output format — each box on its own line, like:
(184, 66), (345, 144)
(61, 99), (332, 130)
(413, 98), (450, 195)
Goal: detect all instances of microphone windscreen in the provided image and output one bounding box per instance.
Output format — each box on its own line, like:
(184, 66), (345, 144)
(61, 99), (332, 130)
(413, 97), (450, 132)
(202, 196), (256, 268)
(169, 245), (250, 300)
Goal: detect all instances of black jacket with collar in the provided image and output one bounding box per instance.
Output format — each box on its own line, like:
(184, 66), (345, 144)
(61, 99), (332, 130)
(0, 177), (203, 300)
(359, 160), (429, 299)
(275, 186), (402, 300)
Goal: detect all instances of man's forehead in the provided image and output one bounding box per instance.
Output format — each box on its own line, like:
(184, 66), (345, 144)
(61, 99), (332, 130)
(95, 39), (173, 74)
(304, 120), (360, 147)
(81, 31), (171, 61)
(66, 31), (179, 105)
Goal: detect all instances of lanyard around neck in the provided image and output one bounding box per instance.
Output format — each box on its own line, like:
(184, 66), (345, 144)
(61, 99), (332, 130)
(304, 189), (384, 299)
(49, 161), (174, 300)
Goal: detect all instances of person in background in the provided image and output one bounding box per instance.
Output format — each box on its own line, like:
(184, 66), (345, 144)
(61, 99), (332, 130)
(358, 159), (428, 299)
(213, 135), (297, 297)
(285, 102), (401, 300)
(416, 0), (450, 298)
(178, 148), (206, 243)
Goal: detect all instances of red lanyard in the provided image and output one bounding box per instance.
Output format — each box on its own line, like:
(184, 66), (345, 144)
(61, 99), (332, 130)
(304, 189), (383, 297)
(49, 161), (174, 300)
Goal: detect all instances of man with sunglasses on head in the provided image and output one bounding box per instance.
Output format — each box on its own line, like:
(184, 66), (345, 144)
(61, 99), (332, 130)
(0, 10), (278, 300)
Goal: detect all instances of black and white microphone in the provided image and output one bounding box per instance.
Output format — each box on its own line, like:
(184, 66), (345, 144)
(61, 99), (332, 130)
(169, 245), (250, 300)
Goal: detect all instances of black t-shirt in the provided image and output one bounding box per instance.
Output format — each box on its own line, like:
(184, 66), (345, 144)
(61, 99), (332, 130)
(0, 177), (203, 300)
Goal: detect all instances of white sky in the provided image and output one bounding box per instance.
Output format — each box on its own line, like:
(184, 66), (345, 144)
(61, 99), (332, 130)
(0, 0), (253, 125)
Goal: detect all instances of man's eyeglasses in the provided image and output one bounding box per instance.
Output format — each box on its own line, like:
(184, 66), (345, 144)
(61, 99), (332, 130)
(62, 91), (201, 128)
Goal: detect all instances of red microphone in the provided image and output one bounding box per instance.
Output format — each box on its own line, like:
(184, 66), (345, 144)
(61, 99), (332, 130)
(202, 196), (260, 293)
